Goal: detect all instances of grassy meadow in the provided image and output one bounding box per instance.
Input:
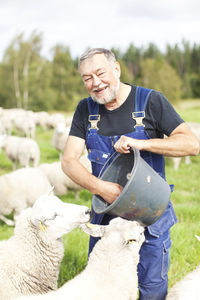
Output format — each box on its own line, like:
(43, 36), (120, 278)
(0, 100), (199, 291)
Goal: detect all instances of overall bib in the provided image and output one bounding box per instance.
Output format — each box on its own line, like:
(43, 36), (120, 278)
(86, 86), (177, 300)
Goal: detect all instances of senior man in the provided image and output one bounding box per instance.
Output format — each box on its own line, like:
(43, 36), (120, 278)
(61, 48), (199, 300)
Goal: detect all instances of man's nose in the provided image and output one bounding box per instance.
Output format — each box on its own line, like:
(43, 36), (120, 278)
(92, 75), (101, 86)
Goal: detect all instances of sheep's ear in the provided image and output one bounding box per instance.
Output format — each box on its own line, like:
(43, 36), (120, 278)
(195, 235), (200, 242)
(80, 223), (106, 237)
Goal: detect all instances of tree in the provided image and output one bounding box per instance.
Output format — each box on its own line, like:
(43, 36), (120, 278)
(122, 44), (143, 79)
(117, 59), (134, 84)
(50, 45), (87, 111)
(0, 62), (14, 108)
(2, 30), (43, 109)
(139, 57), (182, 103)
(143, 43), (162, 59)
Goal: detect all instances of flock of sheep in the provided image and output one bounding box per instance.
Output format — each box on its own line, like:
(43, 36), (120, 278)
(0, 107), (199, 299)
(0, 107), (91, 226)
(0, 192), (199, 300)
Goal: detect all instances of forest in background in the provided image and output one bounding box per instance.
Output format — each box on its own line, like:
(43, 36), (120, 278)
(0, 30), (200, 112)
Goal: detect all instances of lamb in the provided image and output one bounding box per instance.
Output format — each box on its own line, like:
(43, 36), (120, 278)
(0, 135), (40, 169)
(0, 193), (90, 300)
(39, 155), (91, 197)
(52, 122), (70, 159)
(166, 235), (200, 300)
(16, 217), (145, 300)
(0, 167), (53, 226)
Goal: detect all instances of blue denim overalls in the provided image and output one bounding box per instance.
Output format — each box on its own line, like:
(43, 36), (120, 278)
(86, 86), (177, 300)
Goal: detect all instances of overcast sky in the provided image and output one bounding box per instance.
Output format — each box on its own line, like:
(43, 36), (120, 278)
(0, 0), (200, 61)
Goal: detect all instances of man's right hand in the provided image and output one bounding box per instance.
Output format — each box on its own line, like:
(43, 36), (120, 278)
(96, 180), (123, 204)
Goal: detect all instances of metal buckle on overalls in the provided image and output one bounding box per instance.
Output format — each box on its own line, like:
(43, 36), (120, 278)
(88, 114), (101, 131)
(132, 111), (145, 127)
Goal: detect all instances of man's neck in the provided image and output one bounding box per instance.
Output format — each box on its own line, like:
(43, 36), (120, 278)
(105, 83), (131, 111)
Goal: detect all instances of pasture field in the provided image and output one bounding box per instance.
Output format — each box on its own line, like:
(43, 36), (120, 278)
(0, 99), (199, 292)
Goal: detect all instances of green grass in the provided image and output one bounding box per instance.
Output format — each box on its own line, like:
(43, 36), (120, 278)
(0, 101), (199, 291)
(165, 153), (200, 288)
(58, 227), (89, 287)
(175, 98), (200, 122)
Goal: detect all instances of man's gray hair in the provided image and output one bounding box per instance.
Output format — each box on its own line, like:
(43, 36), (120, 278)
(78, 48), (116, 70)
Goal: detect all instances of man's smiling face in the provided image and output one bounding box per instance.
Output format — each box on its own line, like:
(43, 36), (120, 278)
(80, 53), (120, 105)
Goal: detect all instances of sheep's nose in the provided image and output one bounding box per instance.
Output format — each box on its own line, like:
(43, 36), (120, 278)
(85, 208), (91, 216)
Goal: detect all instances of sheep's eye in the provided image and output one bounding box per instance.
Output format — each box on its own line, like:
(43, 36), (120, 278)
(127, 238), (137, 244)
(48, 213), (58, 221)
(53, 213), (58, 219)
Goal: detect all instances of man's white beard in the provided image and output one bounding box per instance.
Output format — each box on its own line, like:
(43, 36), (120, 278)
(91, 78), (120, 105)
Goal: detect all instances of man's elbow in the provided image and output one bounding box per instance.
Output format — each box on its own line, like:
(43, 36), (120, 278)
(191, 139), (200, 156)
(61, 156), (71, 175)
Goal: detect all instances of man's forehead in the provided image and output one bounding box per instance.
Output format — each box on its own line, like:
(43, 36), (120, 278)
(80, 53), (110, 75)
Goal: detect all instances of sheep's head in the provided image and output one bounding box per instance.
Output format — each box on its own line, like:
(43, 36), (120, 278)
(30, 194), (90, 239)
(80, 217), (145, 251)
(55, 122), (67, 134)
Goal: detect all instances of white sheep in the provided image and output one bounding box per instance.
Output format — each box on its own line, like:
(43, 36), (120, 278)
(0, 193), (90, 300)
(39, 155), (91, 197)
(14, 115), (36, 139)
(166, 235), (200, 300)
(46, 113), (66, 129)
(0, 167), (53, 226)
(171, 122), (200, 171)
(65, 115), (73, 127)
(34, 111), (51, 131)
(166, 266), (200, 300)
(171, 156), (191, 171)
(0, 135), (40, 169)
(16, 217), (145, 300)
(52, 122), (70, 159)
(0, 115), (13, 135)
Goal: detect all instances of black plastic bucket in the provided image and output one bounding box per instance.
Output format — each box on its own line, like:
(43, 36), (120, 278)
(92, 148), (171, 226)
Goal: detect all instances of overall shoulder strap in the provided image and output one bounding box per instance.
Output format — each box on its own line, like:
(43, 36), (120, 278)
(87, 97), (100, 132)
(87, 97), (99, 114)
(134, 86), (153, 112)
(132, 86), (153, 127)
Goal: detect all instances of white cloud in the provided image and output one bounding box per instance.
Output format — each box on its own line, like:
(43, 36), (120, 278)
(0, 0), (199, 60)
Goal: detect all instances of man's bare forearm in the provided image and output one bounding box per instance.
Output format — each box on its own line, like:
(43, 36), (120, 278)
(62, 157), (99, 194)
(114, 123), (200, 157)
(135, 134), (199, 157)
(61, 157), (123, 204)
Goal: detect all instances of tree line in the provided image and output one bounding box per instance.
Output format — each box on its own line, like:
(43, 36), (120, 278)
(0, 31), (199, 112)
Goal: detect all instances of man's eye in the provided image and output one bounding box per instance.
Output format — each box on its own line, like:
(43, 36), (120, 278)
(84, 78), (91, 82)
(98, 72), (105, 76)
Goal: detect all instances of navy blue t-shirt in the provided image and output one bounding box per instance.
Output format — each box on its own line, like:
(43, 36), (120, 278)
(69, 84), (184, 140)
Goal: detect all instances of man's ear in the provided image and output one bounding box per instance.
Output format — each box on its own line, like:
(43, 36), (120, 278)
(80, 223), (106, 237)
(114, 61), (121, 78)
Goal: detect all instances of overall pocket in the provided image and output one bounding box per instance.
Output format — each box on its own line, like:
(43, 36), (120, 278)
(161, 235), (171, 280)
(88, 149), (111, 177)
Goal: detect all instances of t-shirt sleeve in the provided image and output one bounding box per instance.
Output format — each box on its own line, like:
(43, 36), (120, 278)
(69, 99), (89, 140)
(147, 91), (185, 137)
